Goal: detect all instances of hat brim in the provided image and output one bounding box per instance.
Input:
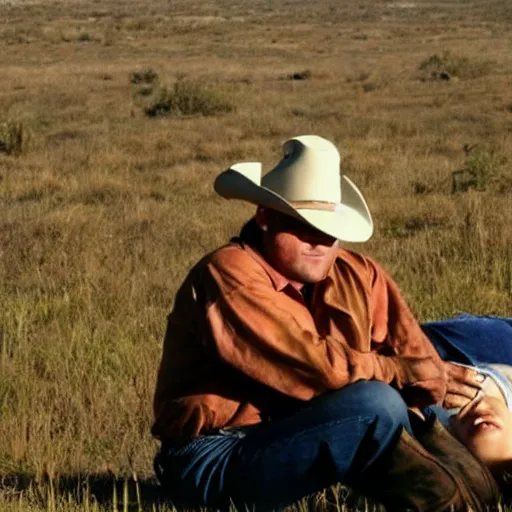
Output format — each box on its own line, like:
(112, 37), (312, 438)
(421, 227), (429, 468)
(214, 169), (373, 242)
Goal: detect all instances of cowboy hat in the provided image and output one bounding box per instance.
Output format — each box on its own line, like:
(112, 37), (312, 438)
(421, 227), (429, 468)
(214, 135), (373, 242)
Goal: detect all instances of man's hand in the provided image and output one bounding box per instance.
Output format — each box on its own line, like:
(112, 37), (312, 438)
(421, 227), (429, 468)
(443, 361), (485, 409)
(393, 355), (447, 407)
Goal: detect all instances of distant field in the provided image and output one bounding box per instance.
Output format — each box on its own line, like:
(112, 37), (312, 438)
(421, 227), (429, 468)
(0, 0), (511, 509)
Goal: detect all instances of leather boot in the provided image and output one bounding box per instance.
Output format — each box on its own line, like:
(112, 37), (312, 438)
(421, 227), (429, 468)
(355, 424), (499, 512)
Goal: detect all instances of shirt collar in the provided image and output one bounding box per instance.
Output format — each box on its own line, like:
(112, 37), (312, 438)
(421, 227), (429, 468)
(232, 224), (339, 293)
(238, 241), (340, 296)
(232, 224), (292, 292)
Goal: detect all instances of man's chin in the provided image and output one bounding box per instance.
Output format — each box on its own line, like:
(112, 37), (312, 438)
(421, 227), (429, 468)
(284, 264), (330, 286)
(299, 270), (329, 284)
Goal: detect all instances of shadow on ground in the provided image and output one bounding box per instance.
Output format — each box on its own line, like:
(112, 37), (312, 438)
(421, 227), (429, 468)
(0, 471), (383, 511)
(0, 470), (168, 511)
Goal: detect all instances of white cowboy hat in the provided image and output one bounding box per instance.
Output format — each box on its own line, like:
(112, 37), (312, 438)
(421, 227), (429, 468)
(214, 135), (373, 242)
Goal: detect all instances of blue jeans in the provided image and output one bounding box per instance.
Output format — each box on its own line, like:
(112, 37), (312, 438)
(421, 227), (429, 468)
(422, 314), (512, 423)
(154, 381), (412, 510)
(422, 314), (512, 365)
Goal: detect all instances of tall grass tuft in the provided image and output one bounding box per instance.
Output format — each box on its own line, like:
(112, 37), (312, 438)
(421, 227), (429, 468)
(0, 120), (27, 155)
(144, 76), (234, 118)
(419, 51), (493, 79)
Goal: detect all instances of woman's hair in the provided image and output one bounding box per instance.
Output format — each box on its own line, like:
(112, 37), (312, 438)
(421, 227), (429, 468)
(487, 364), (512, 498)
(491, 461), (512, 499)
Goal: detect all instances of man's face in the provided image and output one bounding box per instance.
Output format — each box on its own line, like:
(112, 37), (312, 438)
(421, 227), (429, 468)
(255, 208), (340, 289)
(449, 392), (512, 467)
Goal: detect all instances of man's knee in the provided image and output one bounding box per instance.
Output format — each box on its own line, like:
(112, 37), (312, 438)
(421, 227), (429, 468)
(324, 380), (410, 429)
(353, 380), (409, 419)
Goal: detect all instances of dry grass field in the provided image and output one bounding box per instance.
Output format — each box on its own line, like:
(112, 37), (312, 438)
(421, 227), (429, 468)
(1, 0), (512, 509)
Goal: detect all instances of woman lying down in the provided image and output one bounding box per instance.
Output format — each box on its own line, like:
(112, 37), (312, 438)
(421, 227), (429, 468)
(422, 315), (512, 497)
(359, 314), (512, 512)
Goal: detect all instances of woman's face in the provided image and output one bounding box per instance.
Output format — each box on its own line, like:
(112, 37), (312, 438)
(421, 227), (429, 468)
(449, 391), (512, 467)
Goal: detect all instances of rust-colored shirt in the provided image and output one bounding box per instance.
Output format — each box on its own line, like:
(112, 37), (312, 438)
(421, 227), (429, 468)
(152, 236), (446, 442)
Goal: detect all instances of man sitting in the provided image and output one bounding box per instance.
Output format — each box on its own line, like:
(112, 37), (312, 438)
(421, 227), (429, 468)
(151, 135), (493, 511)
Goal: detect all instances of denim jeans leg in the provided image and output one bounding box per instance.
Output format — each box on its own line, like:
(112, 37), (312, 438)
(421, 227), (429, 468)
(422, 314), (512, 365)
(155, 380), (411, 511)
(226, 380), (412, 510)
(155, 433), (243, 509)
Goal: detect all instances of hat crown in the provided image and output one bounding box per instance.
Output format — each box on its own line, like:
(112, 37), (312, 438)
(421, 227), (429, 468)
(262, 135), (342, 203)
(213, 133), (373, 242)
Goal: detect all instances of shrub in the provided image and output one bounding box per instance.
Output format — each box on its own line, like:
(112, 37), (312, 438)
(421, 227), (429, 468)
(137, 85), (153, 97)
(419, 51), (492, 80)
(464, 147), (501, 190)
(361, 74), (388, 92)
(0, 120), (26, 155)
(77, 32), (92, 42)
(144, 76), (234, 118)
(129, 68), (158, 85)
(452, 146), (503, 192)
(287, 70), (312, 80)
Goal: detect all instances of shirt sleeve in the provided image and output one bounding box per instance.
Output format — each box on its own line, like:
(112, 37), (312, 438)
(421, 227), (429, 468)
(204, 252), (445, 405)
(369, 258), (447, 406)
